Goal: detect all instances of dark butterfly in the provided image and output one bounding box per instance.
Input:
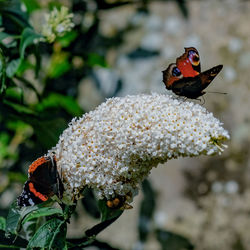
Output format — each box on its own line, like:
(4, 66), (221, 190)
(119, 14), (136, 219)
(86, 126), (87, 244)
(17, 155), (63, 206)
(162, 47), (223, 99)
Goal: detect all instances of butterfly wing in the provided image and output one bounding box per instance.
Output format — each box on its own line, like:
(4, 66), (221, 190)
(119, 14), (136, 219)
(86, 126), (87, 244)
(198, 64), (223, 89)
(176, 47), (201, 77)
(171, 76), (204, 99)
(30, 156), (58, 184)
(162, 47), (201, 89)
(17, 156), (63, 206)
(162, 63), (183, 89)
(163, 48), (223, 98)
(172, 64), (223, 99)
(17, 181), (51, 206)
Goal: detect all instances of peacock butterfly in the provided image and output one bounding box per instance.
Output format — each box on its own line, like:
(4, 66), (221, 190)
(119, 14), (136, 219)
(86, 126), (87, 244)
(162, 47), (223, 99)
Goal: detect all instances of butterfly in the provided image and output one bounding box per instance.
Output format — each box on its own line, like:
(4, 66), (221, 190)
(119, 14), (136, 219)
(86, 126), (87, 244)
(17, 155), (63, 206)
(162, 47), (223, 99)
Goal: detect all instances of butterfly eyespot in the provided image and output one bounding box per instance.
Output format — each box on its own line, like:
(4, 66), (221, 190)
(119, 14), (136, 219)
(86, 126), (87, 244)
(172, 66), (181, 77)
(188, 50), (200, 66)
(193, 55), (199, 62)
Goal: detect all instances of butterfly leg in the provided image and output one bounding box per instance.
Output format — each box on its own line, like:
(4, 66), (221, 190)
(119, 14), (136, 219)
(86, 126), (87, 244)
(199, 95), (205, 105)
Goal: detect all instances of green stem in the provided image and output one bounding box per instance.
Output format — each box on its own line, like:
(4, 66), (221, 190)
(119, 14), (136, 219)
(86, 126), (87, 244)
(60, 203), (77, 222)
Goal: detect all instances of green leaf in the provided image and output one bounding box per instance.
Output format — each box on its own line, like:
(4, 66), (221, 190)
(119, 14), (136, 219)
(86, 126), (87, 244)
(22, 219), (40, 240)
(35, 93), (83, 116)
(6, 202), (39, 235)
(15, 59), (34, 75)
(0, 32), (12, 42)
(31, 117), (67, 148)
(0, 217), (6, 231)
(19, 27), (42, 59)
(0, 229), (28, 249)
(0, 132), (9, 145)
(1, 100), (67, 148)
(87, 53), (108, 67)
(27, 218), (67, 249)
(22, 207), (63, 225)
(3, 100), (36, 115)
(48, 2), (62, 10)
(1, 38), (18, 48)
(6, 59), (21, 77)
(62, 204), (77, 221)
(1, 1), (30, 33)
(57, 30), (78, 48)
(6, 119), (30, 131)
(81, 188), (100, 219)
(5, 202), (22, 235)
(155, 229), (194, 250)
(5, 87), (23, 102)
(21, 0), (40, 13)
(0, 48), (6, 94)
(8, 171), (27, 183)
(0, 132), (10, 162)
(34, 44), (41, 77)
(47, 52), (71, 78)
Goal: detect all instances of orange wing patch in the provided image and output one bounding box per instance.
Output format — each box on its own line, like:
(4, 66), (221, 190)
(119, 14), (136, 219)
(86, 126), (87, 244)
(28, 156), (49, 174)
(28, 182), (48, 201)
(176, 47), (200, 77)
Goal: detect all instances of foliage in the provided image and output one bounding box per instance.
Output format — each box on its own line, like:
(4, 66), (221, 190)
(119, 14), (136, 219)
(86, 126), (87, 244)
(0, 0), (191, 249)
(2, 200), (122, 249)
(0, 182), (193, 249)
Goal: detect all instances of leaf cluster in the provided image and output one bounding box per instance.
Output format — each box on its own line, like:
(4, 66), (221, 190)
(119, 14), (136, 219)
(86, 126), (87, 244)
(0, 199), (123, 249)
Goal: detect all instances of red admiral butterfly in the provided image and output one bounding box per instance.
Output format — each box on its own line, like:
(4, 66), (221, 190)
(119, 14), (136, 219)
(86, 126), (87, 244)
(17, 155), (63, 207)
(162, 47), (223, 99)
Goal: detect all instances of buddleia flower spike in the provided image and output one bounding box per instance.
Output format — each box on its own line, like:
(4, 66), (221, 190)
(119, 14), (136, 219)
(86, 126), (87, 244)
(47, 93), (229, 208)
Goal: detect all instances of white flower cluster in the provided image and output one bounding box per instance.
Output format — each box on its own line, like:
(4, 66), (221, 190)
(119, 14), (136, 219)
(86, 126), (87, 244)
(41, 6), (74, 43)
(49, 93), (229, 203)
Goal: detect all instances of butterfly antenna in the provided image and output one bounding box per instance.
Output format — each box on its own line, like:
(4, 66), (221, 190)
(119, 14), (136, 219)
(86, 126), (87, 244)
(207, 91), (227, 95)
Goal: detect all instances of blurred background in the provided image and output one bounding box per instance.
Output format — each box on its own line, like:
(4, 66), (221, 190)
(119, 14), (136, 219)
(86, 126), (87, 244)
(1, 0), (250, 249)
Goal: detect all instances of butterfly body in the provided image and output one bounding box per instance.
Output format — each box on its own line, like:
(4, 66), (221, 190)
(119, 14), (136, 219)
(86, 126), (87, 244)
(17, 155), (63, 207)
(162, 47), (223, 99)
